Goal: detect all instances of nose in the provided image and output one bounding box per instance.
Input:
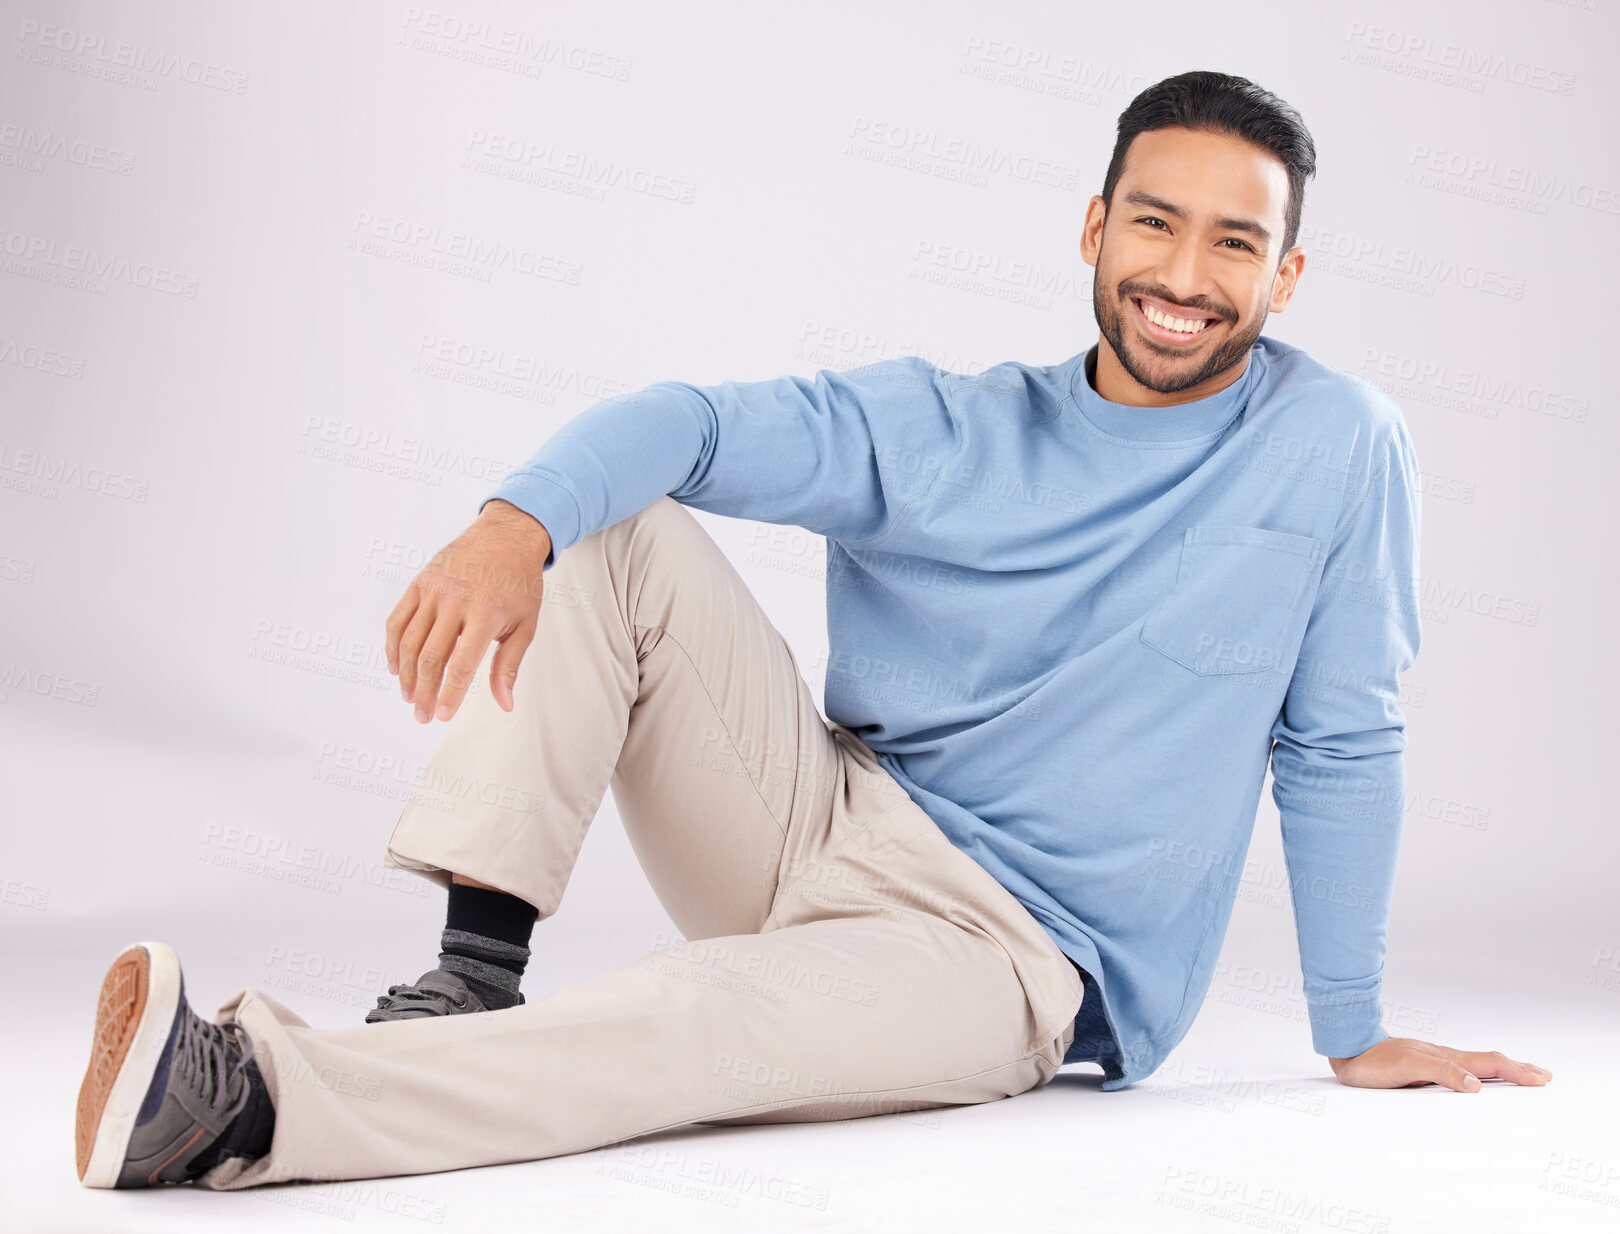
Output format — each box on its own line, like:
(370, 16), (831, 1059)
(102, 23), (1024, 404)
(1151, 237), (1218, 312)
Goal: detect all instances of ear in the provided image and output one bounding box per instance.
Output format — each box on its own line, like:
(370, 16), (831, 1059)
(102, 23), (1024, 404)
(1268, 247), (1306, 313)
(1078, 195), (1107, 268)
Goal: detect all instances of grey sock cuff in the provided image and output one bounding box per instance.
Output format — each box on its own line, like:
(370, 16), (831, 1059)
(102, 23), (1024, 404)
(440, 928), (531, 966)
(437, 952), (522, 996)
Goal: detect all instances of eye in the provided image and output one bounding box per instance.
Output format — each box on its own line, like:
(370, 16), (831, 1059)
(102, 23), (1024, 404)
(1135, 216), (1167, 229)
(1222, 238), (1255, 252)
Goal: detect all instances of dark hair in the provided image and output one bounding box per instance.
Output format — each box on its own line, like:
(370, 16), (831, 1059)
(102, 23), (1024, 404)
(1101, 70), (1317, 259)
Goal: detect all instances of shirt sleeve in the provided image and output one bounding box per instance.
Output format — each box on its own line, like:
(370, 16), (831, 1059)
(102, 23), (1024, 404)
(478, 356), (951, 571)
(1268, 406), (1423, 1060)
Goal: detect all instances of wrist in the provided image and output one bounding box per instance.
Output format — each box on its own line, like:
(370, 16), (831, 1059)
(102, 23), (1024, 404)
(482, 498), (550, 538)
(480, 498), (553, 563)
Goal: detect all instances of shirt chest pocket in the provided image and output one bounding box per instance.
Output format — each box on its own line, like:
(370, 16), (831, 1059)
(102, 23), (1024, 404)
(1140, 525), (1326, 676)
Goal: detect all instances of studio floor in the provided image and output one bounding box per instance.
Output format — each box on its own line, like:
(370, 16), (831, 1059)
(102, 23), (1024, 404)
(3, 946), (1615, 1234)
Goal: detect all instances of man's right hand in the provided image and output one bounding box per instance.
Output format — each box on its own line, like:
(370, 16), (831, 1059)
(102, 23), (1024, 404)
(385, 499), (553, 723)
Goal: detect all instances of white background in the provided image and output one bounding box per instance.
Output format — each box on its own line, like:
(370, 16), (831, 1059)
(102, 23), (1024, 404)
(3, 1), (1617, 1230)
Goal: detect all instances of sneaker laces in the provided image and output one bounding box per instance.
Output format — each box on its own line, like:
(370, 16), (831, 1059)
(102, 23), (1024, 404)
(174, 1012), (255, 1123)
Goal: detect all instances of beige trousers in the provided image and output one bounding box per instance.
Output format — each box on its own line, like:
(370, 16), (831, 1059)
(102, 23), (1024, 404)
(199, 496), (1083, 1189)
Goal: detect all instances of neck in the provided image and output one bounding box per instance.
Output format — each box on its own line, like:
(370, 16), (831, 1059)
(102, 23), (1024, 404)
(1090, 339), (1250, 406)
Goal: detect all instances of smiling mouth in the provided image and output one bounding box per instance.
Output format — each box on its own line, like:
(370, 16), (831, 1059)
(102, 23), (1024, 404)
(1130, 296), (1221, 344)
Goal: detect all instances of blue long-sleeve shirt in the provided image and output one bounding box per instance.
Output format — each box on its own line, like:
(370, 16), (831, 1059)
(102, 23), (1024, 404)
(478, 334), (1423, 1090)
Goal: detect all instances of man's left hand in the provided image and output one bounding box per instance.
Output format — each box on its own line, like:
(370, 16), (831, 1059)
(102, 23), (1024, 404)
(1329, 1037), (1553, 1090)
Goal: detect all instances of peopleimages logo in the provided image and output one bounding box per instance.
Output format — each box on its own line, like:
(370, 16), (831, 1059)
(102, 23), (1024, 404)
(0, 123), (135, 174)
(1344, 22), (1577, 96)
(197, 823), (430, 898)
(462, 130), (696, 203)
(0, 442), (149, 501)
(0, 333), (88, 379)
(13, 19), (252, 93)
(298, 415), (521, 484)
(1407, 144), (1619, 215)
(848, 116), (1082, 190)
(1295, 224), (1526, 300)
(0, 661), (100, 706)
(348, 211), (582, 284)
(0, 224), (198, 297)
(1358, 349), (1589, 424)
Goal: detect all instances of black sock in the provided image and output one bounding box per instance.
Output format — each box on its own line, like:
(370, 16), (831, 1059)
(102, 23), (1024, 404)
(437, 882), (538, 1011)
(187, 1057), (275, 1179)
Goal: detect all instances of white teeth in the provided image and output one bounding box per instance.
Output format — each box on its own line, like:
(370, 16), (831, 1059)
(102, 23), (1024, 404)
(1140, 300), (1209, 334)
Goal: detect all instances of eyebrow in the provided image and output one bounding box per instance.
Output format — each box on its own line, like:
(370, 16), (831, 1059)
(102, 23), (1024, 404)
(1122, 190), (1272, 246)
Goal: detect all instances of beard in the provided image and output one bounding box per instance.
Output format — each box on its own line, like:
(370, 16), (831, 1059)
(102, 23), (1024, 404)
(1092, 254), (1267, 396)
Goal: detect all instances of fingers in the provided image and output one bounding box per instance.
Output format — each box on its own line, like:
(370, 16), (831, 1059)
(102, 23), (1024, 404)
(1332, 1038), (1554, 1092)
(395, 590), (438, 705)
(1382, 1044), (1479, 1093)
(389, 518), (547, 722)
(1514, 1060), (1554, 1085)
(1437, 1060), (1482, 1093)
(489, 618), (537, 712)
(410, 610), (466, 724)
(433, 616), (498, 722)
(384, 582), (420, 676)
(1455, 1049), (1554, 1087)
(1341, 1039), (1476, 1091)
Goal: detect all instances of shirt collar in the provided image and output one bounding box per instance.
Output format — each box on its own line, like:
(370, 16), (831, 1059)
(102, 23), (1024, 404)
(1066, 338), (1265, 445)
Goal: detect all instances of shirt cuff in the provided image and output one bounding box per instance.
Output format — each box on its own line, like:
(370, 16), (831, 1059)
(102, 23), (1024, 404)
(1306, 990), (1390, 1059)
(479, 468), (583, 572)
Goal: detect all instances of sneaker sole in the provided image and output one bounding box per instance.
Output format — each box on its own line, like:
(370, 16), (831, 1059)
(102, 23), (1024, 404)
(75, 941), (182, 1189)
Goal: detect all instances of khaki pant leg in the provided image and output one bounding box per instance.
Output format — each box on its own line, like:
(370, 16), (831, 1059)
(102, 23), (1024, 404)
(381, 494), (863, 938)
(194, 498), (1083, 1189)
(198, 779), (1081, 1189)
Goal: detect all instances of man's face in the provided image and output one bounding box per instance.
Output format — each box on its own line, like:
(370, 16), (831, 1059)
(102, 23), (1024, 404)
(1081, 126), (1303, 397)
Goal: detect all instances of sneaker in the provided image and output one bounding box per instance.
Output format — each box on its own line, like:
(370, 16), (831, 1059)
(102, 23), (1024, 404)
(364, 968), (513, 1022)
(75, 941), (273, 1188)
